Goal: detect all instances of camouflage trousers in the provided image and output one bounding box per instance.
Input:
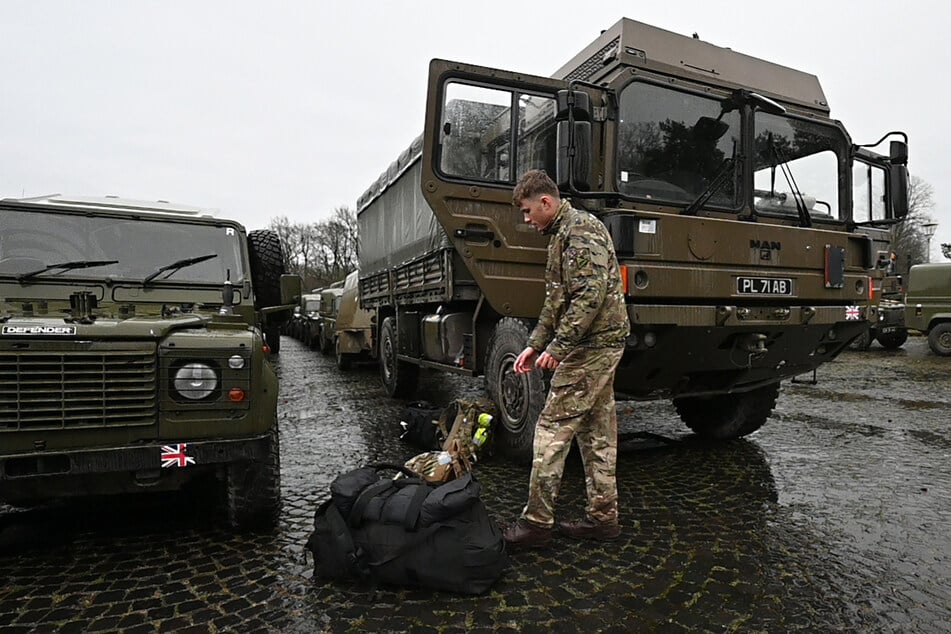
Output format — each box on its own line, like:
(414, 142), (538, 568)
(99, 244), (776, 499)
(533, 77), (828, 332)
(521, 346), (624, 528)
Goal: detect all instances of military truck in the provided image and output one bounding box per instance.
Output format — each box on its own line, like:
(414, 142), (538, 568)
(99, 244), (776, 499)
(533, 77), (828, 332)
(334, 270), (375, 370)
(904, 263), (951, 356)
(315, 283), (344, 355)
(0, 195), (300, 530)
(295, 291), (324, 348)
(356, 18), (909, 458)
(850, 250), (908, 350)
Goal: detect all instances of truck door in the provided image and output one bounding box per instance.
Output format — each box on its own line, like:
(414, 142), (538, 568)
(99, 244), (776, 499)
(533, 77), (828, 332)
(420, 59), (582, 318)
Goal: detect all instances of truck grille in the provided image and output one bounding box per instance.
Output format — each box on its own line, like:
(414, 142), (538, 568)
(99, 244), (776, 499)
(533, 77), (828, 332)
(0, 342), (157, 430)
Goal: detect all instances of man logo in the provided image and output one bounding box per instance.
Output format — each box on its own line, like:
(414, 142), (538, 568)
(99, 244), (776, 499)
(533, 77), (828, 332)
(751, 239), (781, 262)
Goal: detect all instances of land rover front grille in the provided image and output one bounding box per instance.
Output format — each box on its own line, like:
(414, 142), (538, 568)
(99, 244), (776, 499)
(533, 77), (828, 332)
(0, 342), (157, 430)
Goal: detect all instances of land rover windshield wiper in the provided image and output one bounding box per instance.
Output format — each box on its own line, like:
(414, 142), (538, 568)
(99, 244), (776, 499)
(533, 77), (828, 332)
(16, 259), (119, 284)
(142, 253), (219, 286)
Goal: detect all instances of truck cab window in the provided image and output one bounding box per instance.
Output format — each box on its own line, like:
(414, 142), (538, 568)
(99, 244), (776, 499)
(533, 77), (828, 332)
(753, 112), (846, 221)
(616, 82), (741, 207)
(852, 161), (887, 222)
(439, 82), (556, 184)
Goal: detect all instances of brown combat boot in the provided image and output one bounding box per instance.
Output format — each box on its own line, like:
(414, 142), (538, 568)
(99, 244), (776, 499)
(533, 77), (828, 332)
(502, 518), (553, 549)
(557, 517), (621, 541)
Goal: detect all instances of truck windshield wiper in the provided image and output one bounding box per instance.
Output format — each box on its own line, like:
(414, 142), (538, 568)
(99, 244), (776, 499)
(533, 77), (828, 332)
(16, 259), (119, 284)
(766, 133), (811, 228)
(142, 253), (218, 286)
(682, 157), (735, 217)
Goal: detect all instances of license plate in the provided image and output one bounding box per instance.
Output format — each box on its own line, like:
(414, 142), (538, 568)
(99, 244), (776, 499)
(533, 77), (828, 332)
(736, 276), (793, 295)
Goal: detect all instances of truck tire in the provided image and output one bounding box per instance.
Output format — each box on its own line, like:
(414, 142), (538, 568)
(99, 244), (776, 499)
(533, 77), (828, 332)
(876, 330), (908, 350)
(226, 423), (281, 531)
(848, 327), (871, 350)
(927, 322), (951, 356)
(264, 323), (281, 355)
(380, 317), (419, 397)
(320, 328), (333, 355)
(248, 229), (286, 309)
(673, 382), (779, 440)
(336, 336), (353, 370)
(485, 317), (548, 462)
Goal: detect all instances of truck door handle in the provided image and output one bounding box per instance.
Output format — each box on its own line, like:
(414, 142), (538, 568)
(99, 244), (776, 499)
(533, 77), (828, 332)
(454, 227), (495, 242)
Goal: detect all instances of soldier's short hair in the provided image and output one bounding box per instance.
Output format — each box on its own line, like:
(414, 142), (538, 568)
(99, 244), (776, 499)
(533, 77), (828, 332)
(513, 170), (559, 206)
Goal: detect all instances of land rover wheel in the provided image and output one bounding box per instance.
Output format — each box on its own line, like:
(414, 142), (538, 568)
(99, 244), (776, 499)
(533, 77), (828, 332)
(927, 323), (951, 356)
(380, 317), (419, 397)
(876, 330), (908, 350)
(674, 382), (779, 440)
(485, 317), (547, 462)
(848, 327), (871, 350)
(226, 423), (281, 531)
(336, 336), (353, 370)
(264, 323), (282, 354)
(248, 229), (286, 308)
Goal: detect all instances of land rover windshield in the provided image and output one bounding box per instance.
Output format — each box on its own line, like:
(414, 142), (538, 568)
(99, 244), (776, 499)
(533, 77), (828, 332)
(0, 209), (246, 284)
(616, 81), (848, 220)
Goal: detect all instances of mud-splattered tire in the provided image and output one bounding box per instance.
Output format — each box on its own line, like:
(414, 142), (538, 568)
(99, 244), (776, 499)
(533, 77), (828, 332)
(927, 323), (951, 357)
(336, 337), (353, 370)
(674, 382), (779, 440)
(485, 317), (548, 462)
(226, 423), (281, 532)
(876, 330), (908, 350)
(248, 229), (286, 309)
(380, 317), (419, 398)
(848, 327), (871, 351)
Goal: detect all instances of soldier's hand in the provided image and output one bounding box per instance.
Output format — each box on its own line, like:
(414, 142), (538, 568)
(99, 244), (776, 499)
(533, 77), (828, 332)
(514, 347), (537, 373)
(536, 351), (560, 370)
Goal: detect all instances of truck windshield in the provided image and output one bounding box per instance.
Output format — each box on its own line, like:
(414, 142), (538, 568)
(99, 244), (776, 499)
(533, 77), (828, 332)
(752, 112), (847, 221)
(616, 81), (741, 207)
(0, 210), (246, 284)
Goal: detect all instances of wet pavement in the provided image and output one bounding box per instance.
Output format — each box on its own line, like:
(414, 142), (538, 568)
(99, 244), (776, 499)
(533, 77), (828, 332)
(1, 336), (949, 632)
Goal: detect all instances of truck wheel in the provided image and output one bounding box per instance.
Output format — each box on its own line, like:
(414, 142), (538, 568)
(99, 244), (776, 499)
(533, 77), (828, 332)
(927, 323), (951, 356)
(320, 329), (333, 355)
(485, 317), (548, 462)
(226, 423), (281, 531)
(248, 229), (286, 308)
(336, 337), (353, 370)
(673, 382), (779, 440)
(380, 317), (419, 397)
(264, 324), (281, 355)
(876, 330), (908, 350)
(848, 327), (871, 350)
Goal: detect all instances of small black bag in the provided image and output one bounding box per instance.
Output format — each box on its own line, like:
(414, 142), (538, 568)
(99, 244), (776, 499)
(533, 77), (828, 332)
(399, 401), (447, 450)
(305, 464), (506, 594)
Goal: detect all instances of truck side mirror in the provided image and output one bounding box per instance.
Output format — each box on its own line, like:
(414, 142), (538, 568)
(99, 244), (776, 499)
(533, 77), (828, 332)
(280, 274), (302, 306)
(555, 90), (591, 122)
(889, 141), (909, 219)
(556, 120), (591, 191)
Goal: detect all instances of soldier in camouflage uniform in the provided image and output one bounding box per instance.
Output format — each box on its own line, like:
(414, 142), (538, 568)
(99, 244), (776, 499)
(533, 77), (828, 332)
(502, 170), (630, 549)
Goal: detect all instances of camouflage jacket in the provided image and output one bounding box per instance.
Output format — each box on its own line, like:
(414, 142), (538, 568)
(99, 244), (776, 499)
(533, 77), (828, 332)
(527, 200), (630, 360)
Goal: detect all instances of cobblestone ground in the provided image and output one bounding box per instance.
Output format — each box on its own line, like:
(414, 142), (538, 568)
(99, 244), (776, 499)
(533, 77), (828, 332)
(1, 336), (949, 633)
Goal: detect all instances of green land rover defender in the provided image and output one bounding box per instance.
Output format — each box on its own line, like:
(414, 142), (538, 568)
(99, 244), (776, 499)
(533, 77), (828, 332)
(0, 195), (299, 530)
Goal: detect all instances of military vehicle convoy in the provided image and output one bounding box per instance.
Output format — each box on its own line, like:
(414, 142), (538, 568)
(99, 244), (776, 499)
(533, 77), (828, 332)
(0, 195), (299, 530)
(353, 18), (909, 458)
(904, 263), (951, 356)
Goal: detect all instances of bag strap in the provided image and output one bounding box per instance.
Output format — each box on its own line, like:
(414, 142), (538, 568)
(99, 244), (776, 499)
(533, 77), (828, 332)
(347, 480), (395, 527)
(402, 482), (431, 532)
(370, 463), (420, 479)
(321, 501), (371, 578)
(366, 523), (447, 569)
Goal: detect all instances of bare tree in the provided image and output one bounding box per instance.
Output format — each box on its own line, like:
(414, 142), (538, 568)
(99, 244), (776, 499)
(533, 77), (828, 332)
(890, 175), (936, 274)
(942, 243), (950, 260)
(267, 207), (358, 290)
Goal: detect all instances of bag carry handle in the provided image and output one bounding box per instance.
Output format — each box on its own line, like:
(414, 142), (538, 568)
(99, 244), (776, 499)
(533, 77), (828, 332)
(370, 463), (421, 479)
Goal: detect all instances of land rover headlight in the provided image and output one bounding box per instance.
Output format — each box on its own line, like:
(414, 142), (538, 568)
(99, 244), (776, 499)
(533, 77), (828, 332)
(173, 363), (218, 400)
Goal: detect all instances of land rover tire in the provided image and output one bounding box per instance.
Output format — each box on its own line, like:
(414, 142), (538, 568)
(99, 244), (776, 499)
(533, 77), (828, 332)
(226, 423), (281, 531)
(848, 327), (871, 351)
(485, 317), (548, 462)
(380, 316), (419, 397)
(674, 382), (779, 440)
(248, 229), (286, 309)
(927, 322), (951, 356)
(876, 330), (908, 350)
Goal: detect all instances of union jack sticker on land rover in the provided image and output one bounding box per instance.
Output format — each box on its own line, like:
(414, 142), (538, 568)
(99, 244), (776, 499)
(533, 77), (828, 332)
(845, 306), (861, 320)
(1, 325), (78, 335)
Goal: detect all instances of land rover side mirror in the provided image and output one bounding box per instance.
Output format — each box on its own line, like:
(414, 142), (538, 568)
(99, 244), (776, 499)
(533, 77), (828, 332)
(280, 274), (302, 306)
(555, 89), (592, 190)
(889, 141), (909, 219)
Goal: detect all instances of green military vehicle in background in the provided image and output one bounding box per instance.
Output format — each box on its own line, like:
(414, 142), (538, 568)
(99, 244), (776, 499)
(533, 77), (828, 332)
(850, 250), (908, 350)
(334, 270), (375, 370)
(315, 283), (344, 355)
(290, 291), (324, 349)
(0, 195), (299, 530)
(904, 263), (951, 356)
(355, 18), (909, 459)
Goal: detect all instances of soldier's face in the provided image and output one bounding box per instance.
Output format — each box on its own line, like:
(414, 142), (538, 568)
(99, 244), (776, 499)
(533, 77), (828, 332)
(519, 195), (556, 232)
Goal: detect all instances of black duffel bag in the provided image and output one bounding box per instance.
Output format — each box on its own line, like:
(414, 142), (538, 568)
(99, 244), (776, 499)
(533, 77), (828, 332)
(398, 401), (447, 450)
(305, 464), (506, 594)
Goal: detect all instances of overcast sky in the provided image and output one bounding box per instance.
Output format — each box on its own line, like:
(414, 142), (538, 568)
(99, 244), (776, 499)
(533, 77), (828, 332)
(2, 1), (948, 257)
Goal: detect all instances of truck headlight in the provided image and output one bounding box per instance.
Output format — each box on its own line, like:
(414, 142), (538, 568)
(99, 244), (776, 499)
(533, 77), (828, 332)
(173, 363), (218, 400)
